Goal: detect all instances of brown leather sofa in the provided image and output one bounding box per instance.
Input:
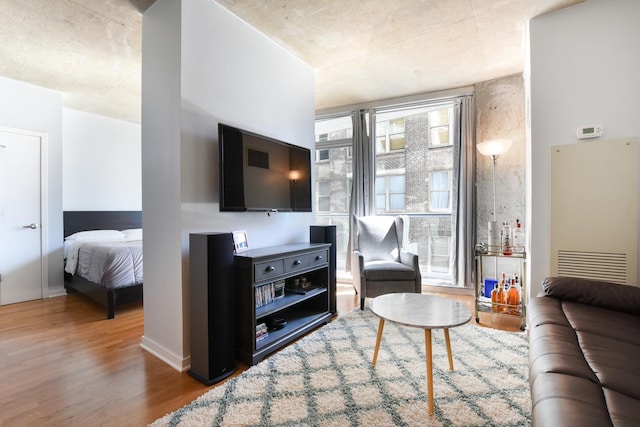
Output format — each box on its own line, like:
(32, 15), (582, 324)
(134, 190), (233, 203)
(528, 277), (640, 426)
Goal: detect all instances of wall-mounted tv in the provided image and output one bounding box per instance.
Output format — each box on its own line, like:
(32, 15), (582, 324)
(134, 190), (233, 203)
(219, 123), (312, 212)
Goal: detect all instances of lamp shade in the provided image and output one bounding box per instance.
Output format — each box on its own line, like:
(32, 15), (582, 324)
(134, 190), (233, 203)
(288, 169), (302, 181)
(477, 139), (512, 157)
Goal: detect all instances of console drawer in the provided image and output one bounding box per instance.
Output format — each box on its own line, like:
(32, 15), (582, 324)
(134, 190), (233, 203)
(254, 259), (284, 282)
(308, 249), (329, 268)
(284, 254), (310, 273)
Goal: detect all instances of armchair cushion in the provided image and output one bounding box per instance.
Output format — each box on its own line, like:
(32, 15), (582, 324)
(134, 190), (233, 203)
(356, 216), (401, 262)
(364, 261), (416, 281)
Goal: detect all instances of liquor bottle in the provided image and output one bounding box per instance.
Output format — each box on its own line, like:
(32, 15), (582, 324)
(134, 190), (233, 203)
(495, 272), (507, 313)
(491, 282), (499, 312)
(507, 274), (521, 315)
(513, 219), (524, 252)
(502, 221), (512, 255)
(498, 276), (508, 313)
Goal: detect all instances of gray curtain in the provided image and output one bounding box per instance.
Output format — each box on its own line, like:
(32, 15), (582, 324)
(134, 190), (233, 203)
(451, 95), (475, 287)
(346, 109), (372, 271)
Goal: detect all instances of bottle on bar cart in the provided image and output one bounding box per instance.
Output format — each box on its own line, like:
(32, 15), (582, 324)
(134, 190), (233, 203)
(502, 221), (512, 255)
(507, 274), (521, 315)
(512, 219), (524, 252)
(493, 272), (508, 313)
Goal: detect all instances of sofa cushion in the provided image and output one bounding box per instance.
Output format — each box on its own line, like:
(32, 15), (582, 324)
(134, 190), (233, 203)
(528, 321), (599, 384)
(577, 330), (640, 400)
(562, 300), (640, 346)
(528, 295), (570, 328)
(542, 276), (640, 315)
(530, 372), (613, 427)
(529, 279), (640, 427)
(604, 388), (640, 426)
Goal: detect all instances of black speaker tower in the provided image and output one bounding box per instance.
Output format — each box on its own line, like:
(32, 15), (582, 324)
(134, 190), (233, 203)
(310, 225), (337, 314)
(188, 232), (237, 385)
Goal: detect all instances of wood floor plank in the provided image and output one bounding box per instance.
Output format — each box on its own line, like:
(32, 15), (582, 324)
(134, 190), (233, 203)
(0, 294), (211, 426)
(0, 283), (518, 426)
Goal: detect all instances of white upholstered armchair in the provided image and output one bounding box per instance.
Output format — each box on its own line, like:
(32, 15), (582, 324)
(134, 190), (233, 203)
(351, 215), (422, 310)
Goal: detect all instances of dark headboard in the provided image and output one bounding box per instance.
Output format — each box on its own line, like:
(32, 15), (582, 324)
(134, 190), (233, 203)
(63, 211), (142, 238)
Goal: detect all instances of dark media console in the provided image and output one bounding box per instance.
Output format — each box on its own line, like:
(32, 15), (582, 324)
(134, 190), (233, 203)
(188, 230), (337, 384)
(234, 242), (333, 365)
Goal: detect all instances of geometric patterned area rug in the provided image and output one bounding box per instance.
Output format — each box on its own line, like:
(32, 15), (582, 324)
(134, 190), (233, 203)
(150, 309), (530, 427)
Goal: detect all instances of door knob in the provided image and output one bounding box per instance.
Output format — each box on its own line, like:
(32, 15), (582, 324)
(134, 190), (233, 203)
(23, 223), (38, 229)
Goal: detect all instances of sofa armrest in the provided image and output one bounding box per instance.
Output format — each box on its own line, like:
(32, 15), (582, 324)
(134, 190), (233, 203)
(542, 276), (640, 314)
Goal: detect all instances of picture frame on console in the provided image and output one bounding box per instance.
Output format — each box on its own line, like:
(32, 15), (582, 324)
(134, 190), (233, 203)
(232, 230), (249, 253)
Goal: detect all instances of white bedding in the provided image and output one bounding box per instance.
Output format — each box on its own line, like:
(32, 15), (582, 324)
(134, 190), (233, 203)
(65, 235), (143, 289)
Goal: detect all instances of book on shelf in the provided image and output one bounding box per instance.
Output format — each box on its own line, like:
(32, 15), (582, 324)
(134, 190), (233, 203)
(256, 322), (269, 342)
(255, 279), (286, 309)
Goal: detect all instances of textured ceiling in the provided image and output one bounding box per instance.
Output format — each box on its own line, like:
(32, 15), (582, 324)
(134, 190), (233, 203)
(0, 0), (583, 123)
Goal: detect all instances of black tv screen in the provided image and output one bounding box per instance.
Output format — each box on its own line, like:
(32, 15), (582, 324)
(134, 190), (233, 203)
(219, 123), (312, 212)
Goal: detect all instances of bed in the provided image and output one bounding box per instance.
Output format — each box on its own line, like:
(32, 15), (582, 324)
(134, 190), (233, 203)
(63, 211), (143, 319)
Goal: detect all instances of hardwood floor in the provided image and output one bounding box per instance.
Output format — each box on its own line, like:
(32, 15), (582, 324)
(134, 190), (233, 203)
(0, 283), (523, 426)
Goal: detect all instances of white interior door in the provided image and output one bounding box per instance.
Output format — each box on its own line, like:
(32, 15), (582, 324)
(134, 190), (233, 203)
(0, 127), (44, 305)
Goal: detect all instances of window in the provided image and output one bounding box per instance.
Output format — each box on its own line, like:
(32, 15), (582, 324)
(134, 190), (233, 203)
(315, 96), (468, 287)
(429, 236), (451, 274)
(428, 108), (453, 147)
(375, 174), (406, 212)
(316, 149), (329, 162)
(375, 118), (406, 154)
(317, 180), (330, 212)
(430, 170), (451, 211)
(314, 114), (354, 277)
(373, 103), (456, 284)
(315, 118), (352, 142)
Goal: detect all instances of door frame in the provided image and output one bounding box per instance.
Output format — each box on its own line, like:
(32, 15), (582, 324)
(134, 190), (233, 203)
(0, 125), (49, 299)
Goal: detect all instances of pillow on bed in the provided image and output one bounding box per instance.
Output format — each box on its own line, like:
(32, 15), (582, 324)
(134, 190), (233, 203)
(121, 228), (143, 239)
(65, 229), (126, 241)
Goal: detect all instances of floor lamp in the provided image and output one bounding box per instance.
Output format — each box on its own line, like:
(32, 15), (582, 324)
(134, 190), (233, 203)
(477, 139), (512, 256)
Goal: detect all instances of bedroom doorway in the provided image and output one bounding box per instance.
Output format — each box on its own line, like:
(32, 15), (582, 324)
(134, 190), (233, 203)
(0, 126), (47, 305)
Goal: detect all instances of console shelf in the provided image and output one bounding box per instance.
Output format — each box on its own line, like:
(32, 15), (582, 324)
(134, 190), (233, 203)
(234, 243), (333, 365)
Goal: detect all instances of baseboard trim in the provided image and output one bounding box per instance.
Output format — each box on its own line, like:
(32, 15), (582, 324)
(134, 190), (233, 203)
(140, 335), (191, 372)
(48, 286), (67, 298)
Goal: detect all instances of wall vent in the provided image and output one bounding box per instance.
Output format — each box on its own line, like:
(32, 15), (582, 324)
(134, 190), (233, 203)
(557, 250), (627, 285)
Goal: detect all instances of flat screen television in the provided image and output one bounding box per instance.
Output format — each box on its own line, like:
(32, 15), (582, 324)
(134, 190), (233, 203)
(218, 123), (312, 212)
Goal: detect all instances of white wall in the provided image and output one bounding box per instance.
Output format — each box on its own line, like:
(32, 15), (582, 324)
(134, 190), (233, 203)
(0, 76), (65, 296)
(141, 0), (315, 370)
(140, 0), (184, 370)
(63, 109), (141, 210)
(179, 0), (315, 246)
(527, 0), (640, 296)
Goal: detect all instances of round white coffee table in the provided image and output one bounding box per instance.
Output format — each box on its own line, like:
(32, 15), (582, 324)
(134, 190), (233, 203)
(369, 293), (472, 416)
